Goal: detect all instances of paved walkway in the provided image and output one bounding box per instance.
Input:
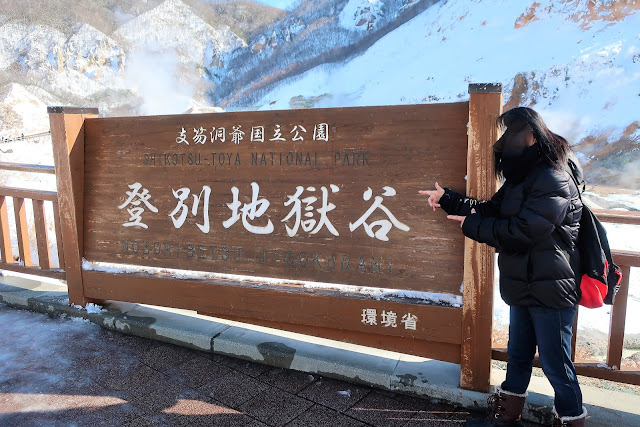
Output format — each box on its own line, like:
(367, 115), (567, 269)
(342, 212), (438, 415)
(2, 274), (639, 426)
(0, 304), (517, 427)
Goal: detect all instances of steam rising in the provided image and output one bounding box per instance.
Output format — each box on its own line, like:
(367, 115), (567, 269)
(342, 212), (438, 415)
(125, 47), (194, 116)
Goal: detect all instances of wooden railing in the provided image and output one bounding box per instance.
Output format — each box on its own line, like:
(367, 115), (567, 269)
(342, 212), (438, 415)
(2, 159), (639, 385)
(492, 209), (640, 386)
(0, 163), (65, 280)
(1, 130), (51, 143)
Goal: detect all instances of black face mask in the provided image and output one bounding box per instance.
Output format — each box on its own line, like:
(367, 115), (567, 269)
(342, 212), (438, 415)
(500, 143), (541, 183)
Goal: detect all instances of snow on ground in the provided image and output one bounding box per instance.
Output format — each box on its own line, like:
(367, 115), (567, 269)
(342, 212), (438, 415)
(0, 305), (102, 395)
(82, 259), (463, 307)
(0, 84), (59, 136)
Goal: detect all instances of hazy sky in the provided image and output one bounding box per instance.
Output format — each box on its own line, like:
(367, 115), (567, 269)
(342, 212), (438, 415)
(255, 0), (298, 10)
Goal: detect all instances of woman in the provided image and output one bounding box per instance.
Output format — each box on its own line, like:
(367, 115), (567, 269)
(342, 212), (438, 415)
(420, 107), (587, 426)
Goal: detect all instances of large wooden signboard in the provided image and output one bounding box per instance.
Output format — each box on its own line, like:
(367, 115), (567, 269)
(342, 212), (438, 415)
(83, 103), (469, 294)
(49, 87), (501, 392)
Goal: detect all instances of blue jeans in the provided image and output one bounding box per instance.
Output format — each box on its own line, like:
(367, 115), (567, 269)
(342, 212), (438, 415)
(501, 305), (583, 417)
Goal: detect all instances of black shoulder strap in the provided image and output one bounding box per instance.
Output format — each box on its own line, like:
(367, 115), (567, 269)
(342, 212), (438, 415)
(567, 158), (586, 195)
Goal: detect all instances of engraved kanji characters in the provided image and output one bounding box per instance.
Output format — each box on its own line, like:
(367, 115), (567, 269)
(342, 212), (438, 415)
(193, 127), (207, 144)
(361, 308), (377, 326)
(281, 185), (340, 237)
(313, 123), (329, 141)
(175, 123), (329, 145)
(230, 125), (245, 145)
(401, 313), (418, 330)
(223, 182), (274, 234)
(270, 124), (286, 141)
(361, 309), (417, 330)
(168, 186), (212, 233)
(251, 126), (265, 142)
(176, 127), (188, 145)
(118, 183), (159, 229)
(211, 127), (226, 143)
(290, 125), (306, 142)
(349, 187), (410, 242)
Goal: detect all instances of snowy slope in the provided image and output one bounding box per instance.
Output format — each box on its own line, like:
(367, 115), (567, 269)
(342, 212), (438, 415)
(257, 0), (640, 153)
(0, 83), (59, 136)
(0, 0), (247, 121)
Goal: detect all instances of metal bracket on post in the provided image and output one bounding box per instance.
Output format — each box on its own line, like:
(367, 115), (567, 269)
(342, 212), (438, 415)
(459, 84), (502, 392)
(468, 83), (503, 94)
(48, 106), (99, 306)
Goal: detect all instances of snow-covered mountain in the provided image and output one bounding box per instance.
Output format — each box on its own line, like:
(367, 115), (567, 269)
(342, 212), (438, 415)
(248, 0), (640, 189)
(115, 0), (245, 67)
(0, 0), (639, 189)
(0, 0), (252, 126)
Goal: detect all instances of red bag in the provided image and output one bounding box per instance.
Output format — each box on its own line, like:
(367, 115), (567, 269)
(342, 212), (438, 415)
(576, 205), (622, 309)
(568, 158), (622, 309)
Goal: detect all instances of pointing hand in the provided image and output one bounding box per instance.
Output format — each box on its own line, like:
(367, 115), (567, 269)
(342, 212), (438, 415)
(418, 182), (445, 211)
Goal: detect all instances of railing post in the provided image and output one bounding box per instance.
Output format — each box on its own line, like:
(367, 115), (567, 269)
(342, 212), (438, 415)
(48, 106), (99, 306)
(33, 199), (51, 269)
(460, 84), (502, 392)
(0, 196), (14, 264)
(607, 264), (631, 369)
(13, 197), (33, 266)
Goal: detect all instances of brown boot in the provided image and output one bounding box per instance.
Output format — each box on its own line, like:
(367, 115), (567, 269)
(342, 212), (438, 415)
(552, 406), (587, 426)
(466, 387), (527, 426)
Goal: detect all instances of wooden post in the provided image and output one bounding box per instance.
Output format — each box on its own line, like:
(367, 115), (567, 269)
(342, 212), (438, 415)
(460, 84), (502, 392)
(48, 106), (99, 306)
(571, 310), (578, 361)
(33, 199), (51, 269)
(52, 201), (65, 269)
(0, 196), (14, 263)
(607, 264), (631, 369)
(13, 197), (33, 266)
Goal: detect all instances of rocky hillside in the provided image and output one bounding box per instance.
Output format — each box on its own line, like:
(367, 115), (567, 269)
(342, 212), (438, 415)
(0, 0), (281, 126)
(208, 0), (439, 106)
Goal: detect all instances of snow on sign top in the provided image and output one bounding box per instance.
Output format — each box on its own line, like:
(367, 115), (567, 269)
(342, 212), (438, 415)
(81, 104), (469, 296)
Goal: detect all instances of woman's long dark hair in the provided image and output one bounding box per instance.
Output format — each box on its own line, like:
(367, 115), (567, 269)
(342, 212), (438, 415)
(494, 107), (570, 176)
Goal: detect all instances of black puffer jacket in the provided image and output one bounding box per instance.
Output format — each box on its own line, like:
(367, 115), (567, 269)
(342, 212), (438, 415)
(439, 162), (582, 308)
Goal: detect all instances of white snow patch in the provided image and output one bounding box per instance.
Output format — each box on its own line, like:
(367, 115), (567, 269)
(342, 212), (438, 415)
(85, 303), (106, 314)
(81, 259), (462, 307)
(339, 0), (383, 30)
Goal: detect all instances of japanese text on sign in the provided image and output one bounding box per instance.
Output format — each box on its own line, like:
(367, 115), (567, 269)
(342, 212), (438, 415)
(175, 123), (330, 145)
(117, 182), (410, 242)
(361, 309), (418, 330)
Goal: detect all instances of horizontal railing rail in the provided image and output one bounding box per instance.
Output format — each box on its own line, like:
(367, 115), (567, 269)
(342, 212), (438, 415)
(2, 159), (639, 386)
(0, 130), (51, 143)
(595, 209), (640, 226)
(0, 162), (55, 174)
(0, 186), (58, 202)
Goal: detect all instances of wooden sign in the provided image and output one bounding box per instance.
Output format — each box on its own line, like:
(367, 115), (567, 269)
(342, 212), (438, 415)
(83, 103), (469, 295)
